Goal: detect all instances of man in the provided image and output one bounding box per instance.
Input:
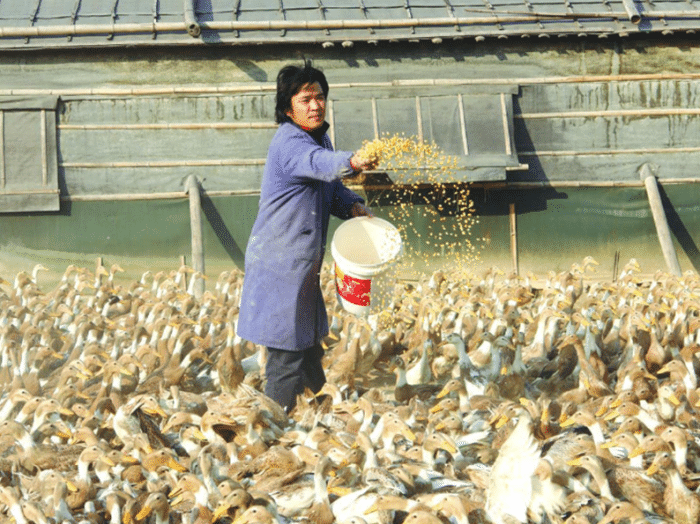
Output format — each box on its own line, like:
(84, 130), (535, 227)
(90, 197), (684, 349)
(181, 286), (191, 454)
(237, 61), (377, 413)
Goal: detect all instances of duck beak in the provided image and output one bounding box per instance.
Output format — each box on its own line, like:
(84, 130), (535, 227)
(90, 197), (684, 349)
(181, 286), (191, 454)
(603, 409), (620, 422)
(627, 446), (644, 459)
(213, 504), (231, 522)
(566, 457), (582, 467)
(136, 505), (153, 521)
(99, 455), (116, 467)
(435, 385), (450, 400)
(495, 415), (511, 429)
(594, 404), (609, 417)
(559, 416), (575, 428)
(167, 456), (188, 472)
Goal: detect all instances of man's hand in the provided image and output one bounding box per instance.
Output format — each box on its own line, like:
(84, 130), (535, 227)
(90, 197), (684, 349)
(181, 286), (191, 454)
(350, 151), (379, 172)
(350, 202), (374, 218)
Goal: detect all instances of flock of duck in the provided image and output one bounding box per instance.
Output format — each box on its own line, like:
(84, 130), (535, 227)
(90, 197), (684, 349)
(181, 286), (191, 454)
(1, 257), (700, 524)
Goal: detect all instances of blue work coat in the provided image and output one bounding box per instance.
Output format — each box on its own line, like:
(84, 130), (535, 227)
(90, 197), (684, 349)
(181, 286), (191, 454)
(236, 121), (364, 350)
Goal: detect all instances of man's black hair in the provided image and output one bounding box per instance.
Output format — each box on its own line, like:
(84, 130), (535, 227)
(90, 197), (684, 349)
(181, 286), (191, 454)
(275, 61), (329, 125)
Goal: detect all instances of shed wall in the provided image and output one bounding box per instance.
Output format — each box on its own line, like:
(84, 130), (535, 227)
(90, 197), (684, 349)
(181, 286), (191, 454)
(2, 38), (700, 282)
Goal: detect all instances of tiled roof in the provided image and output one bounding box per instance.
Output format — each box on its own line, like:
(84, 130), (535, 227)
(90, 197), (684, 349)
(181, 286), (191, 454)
(0, 0), (698, 49)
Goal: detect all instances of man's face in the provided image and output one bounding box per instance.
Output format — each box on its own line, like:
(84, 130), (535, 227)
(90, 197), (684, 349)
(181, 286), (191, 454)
(286, 81), (326, 131)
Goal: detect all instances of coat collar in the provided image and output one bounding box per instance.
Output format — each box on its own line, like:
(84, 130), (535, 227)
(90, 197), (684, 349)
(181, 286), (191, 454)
(285, 118), (330, 145)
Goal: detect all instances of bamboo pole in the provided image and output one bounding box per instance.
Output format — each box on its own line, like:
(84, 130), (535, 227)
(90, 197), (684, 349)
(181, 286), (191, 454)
(509, 202), (518, 275)
(0, 14), (643, 39)
(0, 111), (4, 189)
(519, 145), (700, 157)
(185, 174), (205, 298)
(518, 108), (700, 119)
(620, 0), (642, 24)
(639, 163), (682, 277)
(40, 110), (48, 186)
(57, 141), (700, 171)
(59, 176), (700, 203)
(457, 94), (469, 155)
(500, 93), (511, 156)
(55, 108), (700, 132)
(63, 189), (259, 201)
(61, 159), (266, 168)
(7, 72), (700, 99)
(58, 122), (277, 130)
(3, 189), (60, 195)
(183, 0), (201, 37)
(2, 9), (697, 40)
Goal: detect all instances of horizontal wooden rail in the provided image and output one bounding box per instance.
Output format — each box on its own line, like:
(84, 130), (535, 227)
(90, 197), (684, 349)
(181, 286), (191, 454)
(519, 146), (700, 157)
(58, 122), (277, 130)
(62, 189), (262, 201)
(59, 143), (700, 171)
(518, 108), (700, 119)
(59, 177), (700, 202)
(60, 159), (266, 168)
(4, 73), (700, 100)
(0, 14), (641, 39)
(2, 9), (700, 40)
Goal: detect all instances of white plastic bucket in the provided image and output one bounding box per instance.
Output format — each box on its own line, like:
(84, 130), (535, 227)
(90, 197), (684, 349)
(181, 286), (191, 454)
(330, 216), (402, 316)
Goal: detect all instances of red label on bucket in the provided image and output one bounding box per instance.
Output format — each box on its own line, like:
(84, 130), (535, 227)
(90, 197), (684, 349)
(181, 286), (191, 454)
(335, 264), (371, 306)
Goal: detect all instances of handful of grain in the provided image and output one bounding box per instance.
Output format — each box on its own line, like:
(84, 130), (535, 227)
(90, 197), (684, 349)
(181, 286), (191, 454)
(352, 133), (483, 285)
(355, 133), (460, 180)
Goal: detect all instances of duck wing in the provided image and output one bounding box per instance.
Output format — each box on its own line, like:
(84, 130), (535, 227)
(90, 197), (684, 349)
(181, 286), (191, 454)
(134, 408), (188, 457)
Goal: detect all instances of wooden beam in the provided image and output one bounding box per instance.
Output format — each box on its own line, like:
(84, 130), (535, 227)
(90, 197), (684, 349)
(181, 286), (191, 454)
(509, 202), (518, 275)
(639, 163), (682, 277)
(185, 174), (205, 298)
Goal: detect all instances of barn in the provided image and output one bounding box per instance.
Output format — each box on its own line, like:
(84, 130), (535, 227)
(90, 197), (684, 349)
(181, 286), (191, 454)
(2, 0), (700, 284)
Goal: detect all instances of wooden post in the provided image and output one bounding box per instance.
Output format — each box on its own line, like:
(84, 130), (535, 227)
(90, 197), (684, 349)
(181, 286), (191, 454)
(185, 174), (205, 298)
(509, 202), (518, 275)
(639, 163), (682, 277)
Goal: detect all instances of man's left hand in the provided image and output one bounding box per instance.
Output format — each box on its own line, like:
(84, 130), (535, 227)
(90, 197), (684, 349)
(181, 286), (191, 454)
(350, 202), (374, 218)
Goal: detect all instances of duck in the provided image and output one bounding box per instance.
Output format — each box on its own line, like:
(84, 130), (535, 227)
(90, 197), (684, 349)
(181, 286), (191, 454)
(267, 456), (333, 520)
(0, 485), (28, 524)
(111, 394), (170, 452)
(658, 424), (700, 475)
(169, 471), (214, 523)
(597, 500), (670, 524)
(567, 453), (666, 515)
(405, 337), (433, 386)
(485, 404), (541, 524)
(646, 450), (700, 524)
(231, 443), (306, 493)
(600, 431), (643, 468)
(559, 408), (611, 457)
(389, 357), (442, 404)
(354, 430), (411, 496)
(135, 491), (170, 524)
(231, 504), (281, 524)
(306, 456), (336, 524)
(603, 400), (663, 435)
(330, 486), (394, 524)
(212, 488), (254, 522)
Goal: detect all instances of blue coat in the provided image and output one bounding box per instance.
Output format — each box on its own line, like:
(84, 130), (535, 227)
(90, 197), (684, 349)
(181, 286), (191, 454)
(236, 121), (364, 350)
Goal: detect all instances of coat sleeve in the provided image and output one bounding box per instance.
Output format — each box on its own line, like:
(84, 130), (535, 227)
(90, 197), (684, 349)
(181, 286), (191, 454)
(280, 128), (356, 183)
(330, 179), (364, 219)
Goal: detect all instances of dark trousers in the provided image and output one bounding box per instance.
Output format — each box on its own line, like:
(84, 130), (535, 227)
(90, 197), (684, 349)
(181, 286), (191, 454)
(264, 344), (326, 413)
